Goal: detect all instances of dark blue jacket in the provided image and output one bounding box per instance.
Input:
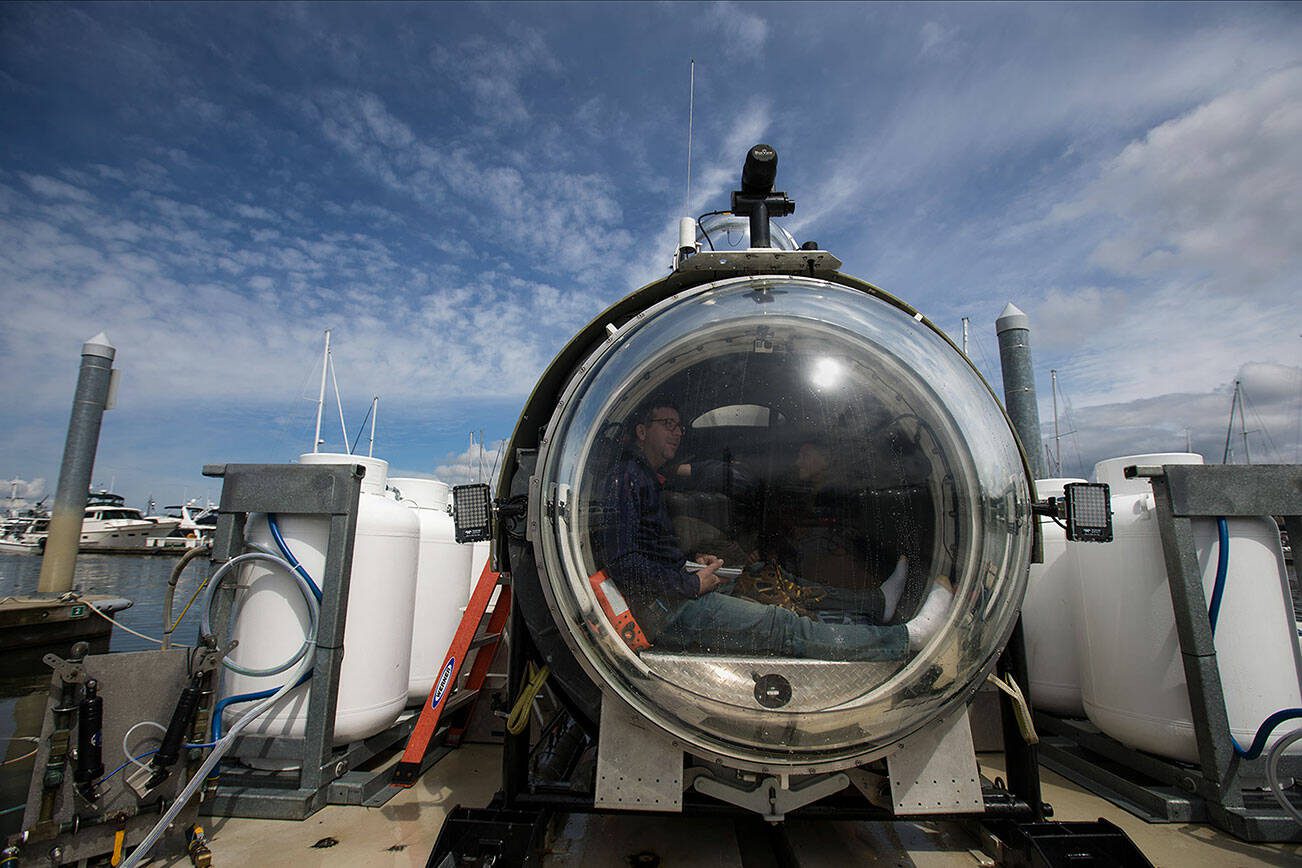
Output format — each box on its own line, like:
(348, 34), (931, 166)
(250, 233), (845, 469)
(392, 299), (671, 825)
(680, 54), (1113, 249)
(600, 450), (700, 626)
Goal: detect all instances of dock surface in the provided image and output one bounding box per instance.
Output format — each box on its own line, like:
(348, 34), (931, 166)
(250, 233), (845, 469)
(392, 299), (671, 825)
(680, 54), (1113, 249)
(0, 594), (129, 651)
(199, 745), (1300, 866)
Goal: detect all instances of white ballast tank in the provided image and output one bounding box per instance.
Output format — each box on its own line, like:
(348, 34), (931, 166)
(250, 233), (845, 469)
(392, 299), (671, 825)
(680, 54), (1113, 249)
(223, 453), (420, 744)
(390, 476), (473, 703)
(1073, 453), (1302, 762)
(1023, 478), (1087, 716)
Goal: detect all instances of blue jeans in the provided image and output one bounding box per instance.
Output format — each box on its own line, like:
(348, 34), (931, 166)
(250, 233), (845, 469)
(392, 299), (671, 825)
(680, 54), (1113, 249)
(655, 583), (908, 661)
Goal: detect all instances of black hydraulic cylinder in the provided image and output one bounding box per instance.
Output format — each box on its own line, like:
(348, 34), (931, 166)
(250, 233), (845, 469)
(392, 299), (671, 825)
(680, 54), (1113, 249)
(73, 679), (105, 796)
(148, 678), (203, 788)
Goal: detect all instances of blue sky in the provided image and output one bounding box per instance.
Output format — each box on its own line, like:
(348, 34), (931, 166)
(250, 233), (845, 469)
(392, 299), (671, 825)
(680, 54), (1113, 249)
(2, 2), (1300, 510)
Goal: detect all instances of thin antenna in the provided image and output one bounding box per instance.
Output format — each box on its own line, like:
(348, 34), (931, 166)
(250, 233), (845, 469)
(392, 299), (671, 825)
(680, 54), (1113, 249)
(313, 329), (330, 453)
(478, 428), (485, 483)
(961, 317), (970, 356)
(684, 59), (695, 214)
(1184, 426), (1192, 453)
(473, 432), (484, 486)
(368, 396), (378, 458)
(328, 350), (349, 453)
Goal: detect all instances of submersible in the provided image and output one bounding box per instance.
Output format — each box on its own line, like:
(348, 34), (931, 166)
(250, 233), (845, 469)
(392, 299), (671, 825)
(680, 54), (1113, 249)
(467, 143), (1052, 823)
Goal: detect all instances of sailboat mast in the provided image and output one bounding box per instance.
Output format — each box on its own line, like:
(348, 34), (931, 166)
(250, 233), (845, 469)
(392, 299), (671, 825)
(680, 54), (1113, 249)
(1051, 369), (1061, 476)
(329, 351), (349, 453)
(1239, 381), (1252, 465)
(313, 329), (330, 453)
(1222, 380), (1239, 464)
(368, 397), (378, 458)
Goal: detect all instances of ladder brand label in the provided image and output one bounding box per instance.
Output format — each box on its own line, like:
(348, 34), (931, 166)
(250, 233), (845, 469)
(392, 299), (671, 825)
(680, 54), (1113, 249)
(432, 657), (456, 708)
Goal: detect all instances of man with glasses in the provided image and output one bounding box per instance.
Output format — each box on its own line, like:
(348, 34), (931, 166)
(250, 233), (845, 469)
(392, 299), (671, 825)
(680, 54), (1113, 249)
(599, 396), (950, 661)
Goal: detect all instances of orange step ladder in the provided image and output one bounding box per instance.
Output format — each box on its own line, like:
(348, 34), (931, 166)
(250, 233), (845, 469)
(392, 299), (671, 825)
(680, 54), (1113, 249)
(391, 561), (509, 787)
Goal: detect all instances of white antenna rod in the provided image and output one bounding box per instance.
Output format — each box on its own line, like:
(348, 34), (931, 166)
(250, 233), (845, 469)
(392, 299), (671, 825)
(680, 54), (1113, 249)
(368, 397), (378, 458)
(961, 317), (970, 356)
(473, 432), (484, 486)
(328, 350), (349, 453)
(684, 59), (695, 214)
(313, 329), (330, 453)
(478, 428), (485, 483)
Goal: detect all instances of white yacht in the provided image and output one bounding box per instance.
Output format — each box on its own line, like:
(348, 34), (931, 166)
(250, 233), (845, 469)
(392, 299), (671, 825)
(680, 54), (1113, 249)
(16, 492), (182, 550)
(81, 491), (180, 547)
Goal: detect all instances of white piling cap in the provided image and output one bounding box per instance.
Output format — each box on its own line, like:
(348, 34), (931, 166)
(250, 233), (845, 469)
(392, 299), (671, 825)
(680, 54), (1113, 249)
(82, 332), (116, 360)
(995, 303), (1029, 334)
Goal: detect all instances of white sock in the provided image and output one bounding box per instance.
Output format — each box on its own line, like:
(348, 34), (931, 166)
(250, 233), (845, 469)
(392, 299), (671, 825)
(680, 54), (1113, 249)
(906, 581), (953, 652)
(880, 556), (908, 621)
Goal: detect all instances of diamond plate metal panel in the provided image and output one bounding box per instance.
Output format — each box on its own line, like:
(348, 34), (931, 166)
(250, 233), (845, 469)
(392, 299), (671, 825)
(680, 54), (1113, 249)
(641, 653), (902, 712)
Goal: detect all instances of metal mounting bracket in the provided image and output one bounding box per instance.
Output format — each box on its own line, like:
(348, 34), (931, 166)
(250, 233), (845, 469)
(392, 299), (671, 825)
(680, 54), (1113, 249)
(691, 770), (851, 822)
(43, 653), (87, 686)
(594, 699), (683, 811)
(887, 708), (984, 815)
(193, 643), (235, 675)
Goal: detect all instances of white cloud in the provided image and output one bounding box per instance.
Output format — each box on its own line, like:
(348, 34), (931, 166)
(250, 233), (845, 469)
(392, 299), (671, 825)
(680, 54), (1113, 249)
(0, 167), (605, 424)
(2, 476), (47, 506)
(233, 203), (276, 221)
(433, 438), (507, 486)
(1042, 363), (1302, 477)
(429, 25), (560, 125)
(22, 174), (95, 203)
(919, 20), (956, 57)
(1014, 66), (1302, 416)
(1065, 66), (1302, 293)
(793, 20), (1302, 237)
(703, 2), (769, 58)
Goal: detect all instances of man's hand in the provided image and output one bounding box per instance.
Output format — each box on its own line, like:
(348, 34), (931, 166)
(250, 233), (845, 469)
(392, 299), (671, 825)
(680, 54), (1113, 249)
(694, 553), (724, 595)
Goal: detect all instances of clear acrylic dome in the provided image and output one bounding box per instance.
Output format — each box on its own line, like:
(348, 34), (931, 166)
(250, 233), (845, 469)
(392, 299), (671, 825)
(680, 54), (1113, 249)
(698, 212), (797, 251)
(533, 274), (1031, 771)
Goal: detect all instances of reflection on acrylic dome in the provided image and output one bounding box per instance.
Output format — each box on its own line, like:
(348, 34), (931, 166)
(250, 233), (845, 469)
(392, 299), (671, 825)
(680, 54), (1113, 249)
(697, 212), (798, 251)
(533, 274), (1032, 770)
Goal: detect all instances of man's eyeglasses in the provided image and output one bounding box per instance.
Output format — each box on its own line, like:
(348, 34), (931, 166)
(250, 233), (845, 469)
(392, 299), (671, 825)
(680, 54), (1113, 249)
(649, 417), (684, 434)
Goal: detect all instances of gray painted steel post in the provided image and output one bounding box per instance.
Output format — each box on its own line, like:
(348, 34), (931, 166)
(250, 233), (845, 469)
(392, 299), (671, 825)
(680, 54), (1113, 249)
(995, 303), (1047, 478)
(37, 333), (116, 594)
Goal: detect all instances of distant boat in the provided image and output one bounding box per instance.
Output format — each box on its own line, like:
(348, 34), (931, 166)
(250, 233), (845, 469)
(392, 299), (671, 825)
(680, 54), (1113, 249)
(16, 491), (182, 551)
(165, 500), (218, 539)
(141, 500), (218, 549)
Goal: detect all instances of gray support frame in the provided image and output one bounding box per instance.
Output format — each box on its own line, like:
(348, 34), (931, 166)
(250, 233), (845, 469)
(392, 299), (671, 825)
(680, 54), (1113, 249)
(200, 462), (415, 819)
(1041, 463), (1302, 842)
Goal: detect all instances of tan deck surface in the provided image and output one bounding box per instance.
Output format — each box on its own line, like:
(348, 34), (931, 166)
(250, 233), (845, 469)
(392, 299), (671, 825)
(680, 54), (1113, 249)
(178, 746), (1300, 867)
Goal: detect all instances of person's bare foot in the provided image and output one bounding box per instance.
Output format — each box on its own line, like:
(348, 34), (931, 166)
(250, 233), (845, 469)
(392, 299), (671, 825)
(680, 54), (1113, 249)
(880, 556), (908, 621)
